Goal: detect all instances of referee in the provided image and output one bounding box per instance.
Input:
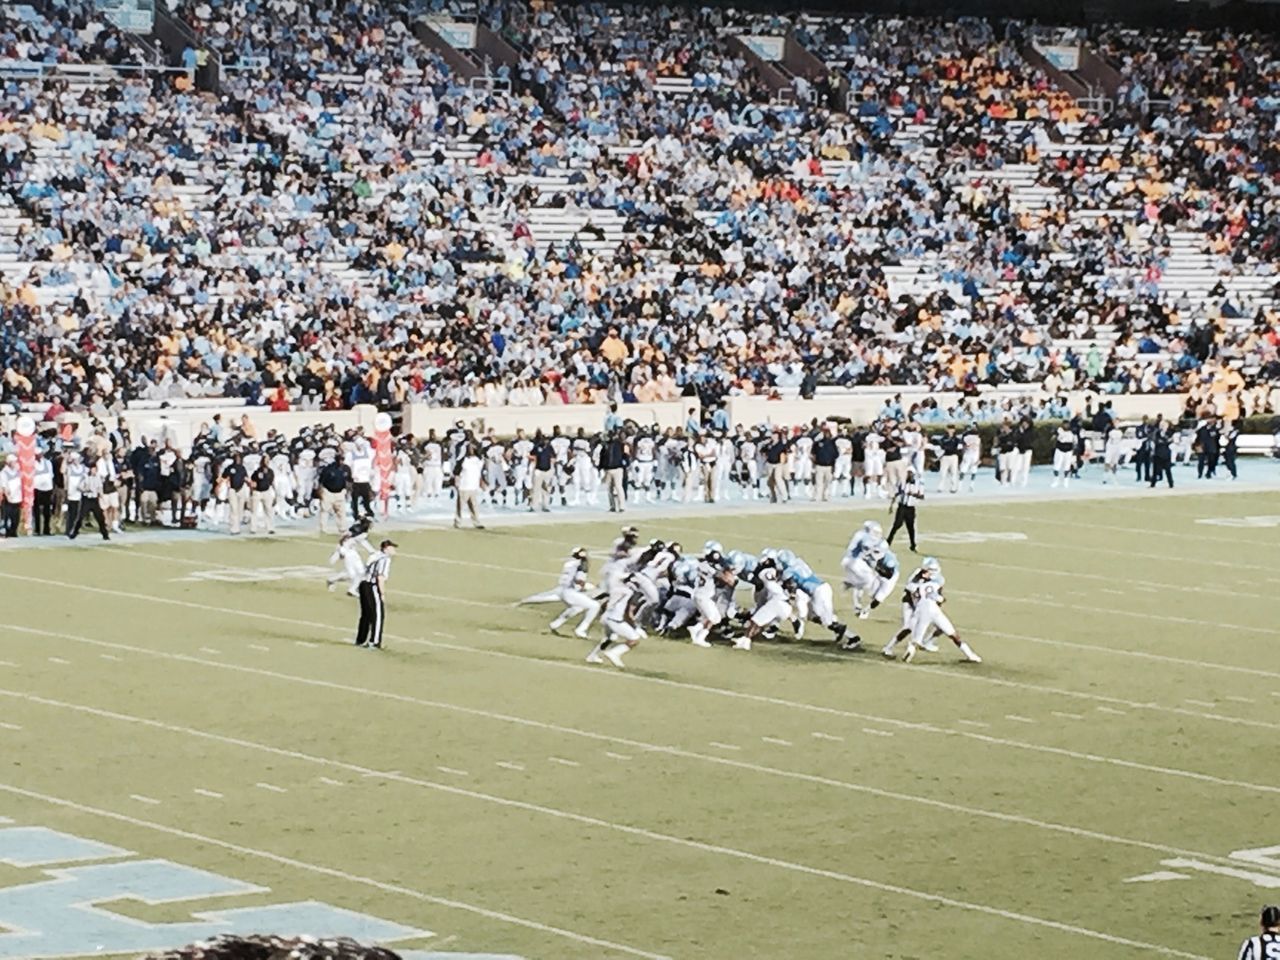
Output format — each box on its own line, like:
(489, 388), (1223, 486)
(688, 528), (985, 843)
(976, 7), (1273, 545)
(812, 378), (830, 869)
(355, 539), (397, 650)
(1237, 905), (1279, 959)
(887, 467), (924, 552)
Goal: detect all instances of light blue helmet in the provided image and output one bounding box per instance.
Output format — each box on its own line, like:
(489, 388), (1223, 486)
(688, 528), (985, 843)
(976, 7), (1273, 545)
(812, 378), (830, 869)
(760, 547), (779, 562)
(704, 539), (724, 556)
(777, 548), (797, 567)
(921, 556), (940, 573)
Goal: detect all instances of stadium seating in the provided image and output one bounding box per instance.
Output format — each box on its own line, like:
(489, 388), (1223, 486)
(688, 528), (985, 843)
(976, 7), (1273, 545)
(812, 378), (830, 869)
(0, 2), (1274, 417)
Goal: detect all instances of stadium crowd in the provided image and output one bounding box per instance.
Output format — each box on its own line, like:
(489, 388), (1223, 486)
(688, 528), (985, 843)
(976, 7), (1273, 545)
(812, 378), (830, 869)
(0, 0), (1276, 422)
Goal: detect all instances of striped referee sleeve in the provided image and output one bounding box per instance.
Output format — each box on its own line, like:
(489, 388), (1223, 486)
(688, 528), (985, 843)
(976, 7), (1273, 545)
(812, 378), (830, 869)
(1239, 935), (1258, 960)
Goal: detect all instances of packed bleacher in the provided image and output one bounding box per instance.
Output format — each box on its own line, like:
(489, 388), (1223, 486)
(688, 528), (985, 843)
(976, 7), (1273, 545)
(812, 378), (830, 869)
(0, 0), (1275, 418)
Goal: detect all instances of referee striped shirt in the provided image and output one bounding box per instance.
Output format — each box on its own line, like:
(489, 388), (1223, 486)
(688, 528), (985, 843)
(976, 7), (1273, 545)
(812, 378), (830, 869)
(1238, 932), (1280, 960)
(894, 479), (924, 509)
(365, 553), (392, 584)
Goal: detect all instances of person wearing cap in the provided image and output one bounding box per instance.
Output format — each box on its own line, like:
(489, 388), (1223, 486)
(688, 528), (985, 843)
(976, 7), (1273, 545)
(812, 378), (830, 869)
(0, 454), (20, 538)
(355, 539), (397, 650)
(1237, 904), (1280, 959)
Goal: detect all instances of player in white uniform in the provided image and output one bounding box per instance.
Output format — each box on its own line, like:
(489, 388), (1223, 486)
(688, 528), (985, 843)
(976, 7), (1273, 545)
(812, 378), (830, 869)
(570, 434), (597, 505)
(834, 432), (853, 496)
(882, 560), (935, 658)
(631, 433), (657, 503)
(688, 549), (731, 648)
(738, 560), (791, 650)
(863, 430), (885, 498)
(1050, 425), (1075, 488)
(894, 558), (982, 663)
(326, 520), (375, 596)
(392, 448), (417, 511)
(421, 436), (445, 502)
(959, 426), (981, 492)
(841, 520), (883, 616)
(1102, 425), (1125, 482)
(633, 539), (677, 625)
(546, 547), (601, 638)
(791, 432), (814, 497)
(585, 563), (644, 668)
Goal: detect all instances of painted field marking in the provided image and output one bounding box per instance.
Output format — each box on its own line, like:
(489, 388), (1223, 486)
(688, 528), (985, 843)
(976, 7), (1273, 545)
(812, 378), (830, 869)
(436, 767), (469, 777)
(47, 657), (70, 665)
(255, 782), (288, 794)
(811, 732), (844, 742)
(708, 741), (741, 751)
(318, 776), (346, 786)
(248, 644), (270, 652)
(861, 728), (894, 738)
(199, 647), (221, 655)
(0, 721), (22, 731)
(129, 794), (161, 805)
(0, 717), (1212, 959)
(1096, 707), (1127, 716)
(1124, 871), (1190, 884)
(1225, 696), (1255, 704)
(0, 781), (669, 959)
(1005, 715), (1036, 724)
(193, 788), (223, 799)
(495, 761), (525, 772)
(761, 737), (792, 746)
(957, 720), (990, 729)
(99, 654), (122, 662)
(0, 660), (16, 667)
(1185, 700), (1216, 709)
(604, 752), (631, 762)
(549, 757), (580, 768)
(5, 620), (1277, 805)
(1052, 712), (1085, 721)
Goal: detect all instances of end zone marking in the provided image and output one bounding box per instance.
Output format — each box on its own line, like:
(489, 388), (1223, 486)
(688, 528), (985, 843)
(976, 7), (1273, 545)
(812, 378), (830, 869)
(130, 794), (161, 805)
(549, 757), (580, 767)
(47, 657), (70, 665)
(256, 782), (288, 793)
(811, 732), (844, 742)
(193, 788), (223, 798)
(495, 761), (525, 772)
(708, 741), (741, 751)
(761, 737), (792, 746)
(861, 728), (894, 738)
(1005, 715), (1036, 724)
(436, 767), (469, 777)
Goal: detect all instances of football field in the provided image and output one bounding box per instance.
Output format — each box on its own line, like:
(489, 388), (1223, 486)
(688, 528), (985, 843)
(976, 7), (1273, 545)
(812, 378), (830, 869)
(1, 488), (1278, 960)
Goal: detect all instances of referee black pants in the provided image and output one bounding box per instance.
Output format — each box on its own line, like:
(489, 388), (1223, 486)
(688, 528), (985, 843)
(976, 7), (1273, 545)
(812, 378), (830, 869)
(355, 580), (384, 648)
(888, 504), (917, 551)
(351, 482), (374, 521)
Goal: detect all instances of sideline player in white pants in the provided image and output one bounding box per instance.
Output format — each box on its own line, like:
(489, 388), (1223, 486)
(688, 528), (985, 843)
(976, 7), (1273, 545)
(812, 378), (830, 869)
(326, 520), (375, 596)
(1050, 425), (1075, 488)
(546, 547), (600, 638)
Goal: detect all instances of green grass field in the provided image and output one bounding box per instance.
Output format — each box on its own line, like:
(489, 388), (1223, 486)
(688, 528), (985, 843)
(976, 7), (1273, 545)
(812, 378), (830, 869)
(1, 490), (1278, 960)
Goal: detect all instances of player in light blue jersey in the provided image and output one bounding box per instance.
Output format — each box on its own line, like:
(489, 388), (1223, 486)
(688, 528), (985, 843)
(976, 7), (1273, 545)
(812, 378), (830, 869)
(783, 555), (853, 647)
(841, 520), (884, 616)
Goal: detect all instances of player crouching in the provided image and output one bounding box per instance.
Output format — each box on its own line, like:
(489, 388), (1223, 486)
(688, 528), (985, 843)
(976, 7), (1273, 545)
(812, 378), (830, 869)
(586, 563), (645, 668)
(882, 557), (981, 663)
(544, 547), (601, 639)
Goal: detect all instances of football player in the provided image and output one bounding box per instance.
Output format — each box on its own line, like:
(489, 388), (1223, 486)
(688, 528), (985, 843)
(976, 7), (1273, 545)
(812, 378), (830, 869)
(546, 547), (601, 638)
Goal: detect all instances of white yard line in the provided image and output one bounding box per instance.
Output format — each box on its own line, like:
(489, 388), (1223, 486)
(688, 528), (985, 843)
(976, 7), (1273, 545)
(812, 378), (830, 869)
(1096, 707), (1128, 716)
(0, 721), (22, 731)
(604, 752), (632, 761)
(248, 644), (271, 652)
(0, 780), (669, 960)
(708, 741), (741, 751)
(1184, 700), (1216, 709)
(495, 761), (525, 772)
(319, 776), (346, 786)
(46, 657), (70, 665)
(436, 767), (469, 777)
(99, 654), (122, 662)
(0, 711), (1214, 960)
(957, 720), (990, 729)
(193, 788), (223, 799)
(761, 737), (792, 746)
(199, 647), (221, 655)
(810, 732), (844, 742)
(1052, 712), (1085, 721)
(549, 757), (580, 768)
(255, 782), (288, 793)
(861, 728), (894, 738)
(4, 620), (1276, 804)
(1005, 715), (1036, 724)
(1224, 696), (1255, 704)
(129, 794), (161, 805)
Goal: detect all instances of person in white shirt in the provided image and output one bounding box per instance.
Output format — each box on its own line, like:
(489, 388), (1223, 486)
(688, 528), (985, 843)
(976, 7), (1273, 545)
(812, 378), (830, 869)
(348, 438), (375, 521)
(421, 432), (445, 501)
(63, 451), (86, 537)
(32, 449), (55, 536)
(453, 443), (486, 529)
(0, 454), (22, 538)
